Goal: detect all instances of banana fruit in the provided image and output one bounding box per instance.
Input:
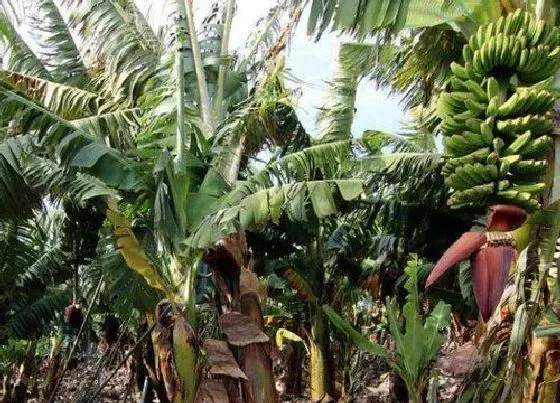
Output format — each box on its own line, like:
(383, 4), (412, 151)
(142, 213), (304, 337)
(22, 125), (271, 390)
(439, 9), (559, 211)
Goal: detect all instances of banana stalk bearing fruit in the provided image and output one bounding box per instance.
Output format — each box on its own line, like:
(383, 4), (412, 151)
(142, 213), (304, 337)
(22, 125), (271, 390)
(438, 9), (559, 212)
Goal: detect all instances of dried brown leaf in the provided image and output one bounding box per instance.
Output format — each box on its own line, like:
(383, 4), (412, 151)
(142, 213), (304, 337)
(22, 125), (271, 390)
(216, 232), (249, 268)
(219, 312), (269, 346)
(240, 268), (265, 299)
(437, 342), (480, 376)
(196, 379), (230, 403)
(204, 340), (248, 380)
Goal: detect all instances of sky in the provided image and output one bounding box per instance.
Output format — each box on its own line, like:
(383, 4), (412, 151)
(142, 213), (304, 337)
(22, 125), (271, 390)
(140, 0), (406, 136)
(227, 0), (405, 136)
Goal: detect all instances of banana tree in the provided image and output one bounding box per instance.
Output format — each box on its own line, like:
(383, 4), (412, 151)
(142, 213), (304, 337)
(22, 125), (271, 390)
(340, 0), (560, 399)
(184, 30), (452, 398)
(423, 7), (560, 400)
(0, 0), (316, 401)
(307, 0), (560, 400)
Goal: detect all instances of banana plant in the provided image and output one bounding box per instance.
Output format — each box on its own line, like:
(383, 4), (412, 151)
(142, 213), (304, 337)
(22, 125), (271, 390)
(350, 1), (560, 399)
(0, 0), (336, 401)
(323, 255), (451, 403)
(218, 29), (456, 399)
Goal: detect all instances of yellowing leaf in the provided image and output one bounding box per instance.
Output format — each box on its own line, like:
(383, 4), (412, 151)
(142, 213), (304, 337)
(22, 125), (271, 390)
(276, 328), (308, 353)
(106, 201), (168, 293)
(173, 316), (197, 403)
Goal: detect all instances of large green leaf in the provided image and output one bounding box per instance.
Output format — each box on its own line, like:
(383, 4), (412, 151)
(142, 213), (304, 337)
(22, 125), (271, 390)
(306, 0), (484, 38)
(307, 0), (411, 37)
(246, 140), (353, 188)
(25, 157), (117, 203)
(65, 0), (160, 103)
(28, 0), (87, 85)
(0, 86), (143, 192)
(405, 0), (482, 28)
(0, 139), (42, 220)
(186, 180), (364, 249)
(0, 13), (49, 78)
(307, 181), (337, 217)
(3, 287), (70, 339)
(317, 43), (375, 143)
(70, 108), (140, 149)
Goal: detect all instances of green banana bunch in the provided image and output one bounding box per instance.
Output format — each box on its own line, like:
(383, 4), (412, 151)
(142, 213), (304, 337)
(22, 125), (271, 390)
(438, 9), (559, 211)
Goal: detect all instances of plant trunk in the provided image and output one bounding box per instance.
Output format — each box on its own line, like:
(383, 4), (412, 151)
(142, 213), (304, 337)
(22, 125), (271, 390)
(13, 341), (36, 403)
(3, 373), (13, 403)
(409, 389), (423, 403)
(173, 315), (197, 403)
(309, 227), (334, 402)
(153, 302), (189, 403)
(342, 340), (351, 399)
(182, 0), (214, 130)
(205, 234), (278, 402)
(537, 346), (560, 402)
(143, 315), (170, 403)
(310, 305), (332, 402)
(525, 7), (560, 403)
(214, 0), (235, 121)
(41, 334), (63, 400)
(239, 291), (278, 403)
(286, 317), (304, 396)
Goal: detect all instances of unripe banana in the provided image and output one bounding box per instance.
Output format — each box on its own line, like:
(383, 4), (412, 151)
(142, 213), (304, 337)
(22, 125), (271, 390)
(486, 151), (499, 165)
(510, 159), (548, 178)
(503, 130), (532, 155)
(463, 45), (474, 64)
(465, 118), (483, 132)
(487, 96), (500, 117)
(464, 80), (488, 101)
(493, 137), (505, 153)
(439, 11), (557, 212)
(496, 114), (554, 136)
(465, 99), (487, 115)
(511, 182), (546, 194)
(442, 147), (492, 175)
(450, 62), (469, 80)
(480, 122), (494, 144)
(487, 77), (501, 100)
(519, 135), (553, 158)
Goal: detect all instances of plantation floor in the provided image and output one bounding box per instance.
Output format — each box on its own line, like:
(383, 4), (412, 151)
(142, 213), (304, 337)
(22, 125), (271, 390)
(2, 343), (464, 402)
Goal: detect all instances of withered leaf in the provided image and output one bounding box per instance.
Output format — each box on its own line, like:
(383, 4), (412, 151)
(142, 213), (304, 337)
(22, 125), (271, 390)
(204, 339), (248, 380)
(216, 232), (249, 268)
(240, 268), (263, 298)
(437, 342), (480, 376)
(195, 379), (230, 403)
(219, 312), (269, 346)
